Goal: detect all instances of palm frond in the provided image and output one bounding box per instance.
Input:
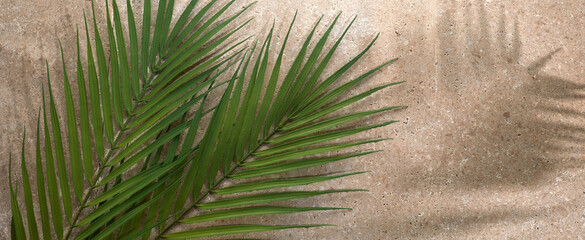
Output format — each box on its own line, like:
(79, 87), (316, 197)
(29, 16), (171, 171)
(157, 11), (404, 239)
(9, 0), (403, 239)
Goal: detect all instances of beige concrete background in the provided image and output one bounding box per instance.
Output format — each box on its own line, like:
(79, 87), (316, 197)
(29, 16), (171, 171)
(2, 0), (585, 239)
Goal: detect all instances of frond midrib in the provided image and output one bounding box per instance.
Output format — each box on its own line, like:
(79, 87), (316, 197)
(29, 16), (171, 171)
(155, 124), (280, 238)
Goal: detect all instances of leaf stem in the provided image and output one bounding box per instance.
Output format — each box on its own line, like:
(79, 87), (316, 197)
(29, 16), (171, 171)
(63, 126), (125, 239)
(156, 129), (280, 238)
(63, 97), (143, 239)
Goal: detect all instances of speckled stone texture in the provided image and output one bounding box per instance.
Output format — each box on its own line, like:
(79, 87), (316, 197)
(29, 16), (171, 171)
(1, 0), (585, 239)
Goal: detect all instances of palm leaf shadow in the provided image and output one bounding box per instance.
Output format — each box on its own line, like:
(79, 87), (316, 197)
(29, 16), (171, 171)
(393, 0), (585, 237)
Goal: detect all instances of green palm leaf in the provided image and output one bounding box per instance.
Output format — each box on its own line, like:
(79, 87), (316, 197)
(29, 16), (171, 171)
(10, 154), (26, 240)
(8, 1), (403, 239)
(163, 224), (334, 239)
(158, 13), (403, 238)
(18, 130), (40, 240)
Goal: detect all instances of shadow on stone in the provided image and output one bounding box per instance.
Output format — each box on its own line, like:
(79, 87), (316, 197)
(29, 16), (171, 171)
(394, 0), (585, 236)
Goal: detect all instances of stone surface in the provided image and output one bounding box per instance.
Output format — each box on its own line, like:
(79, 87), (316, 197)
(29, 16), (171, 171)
(1, 0), (584, 239)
